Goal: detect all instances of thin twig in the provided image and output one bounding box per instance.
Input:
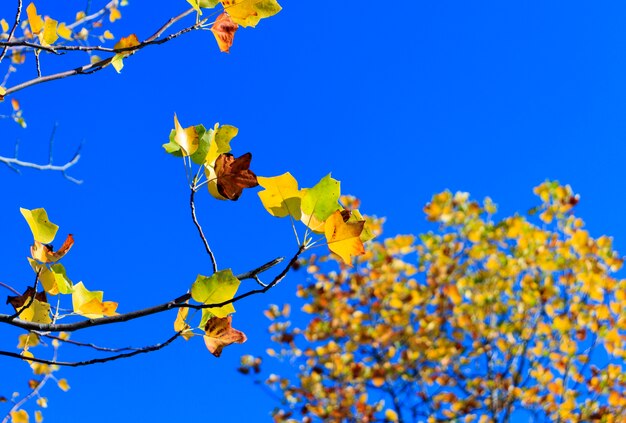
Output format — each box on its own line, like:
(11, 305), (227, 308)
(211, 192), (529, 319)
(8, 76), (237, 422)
(0, 332), (181, 367)
(37, 333), (141, 353)
(0, 0), (22, 64)
(0, 342), (58, 423)
(190, 186), (218, 273)
(0, 281), (20, 296)
(0, 141), (82, 183)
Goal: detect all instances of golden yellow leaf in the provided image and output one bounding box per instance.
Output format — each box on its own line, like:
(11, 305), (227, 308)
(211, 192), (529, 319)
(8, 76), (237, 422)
(103, 30), (114, 40)
(17, 333), (40, 349)
(385, 409), (399, 422)
(40, 18), (58, 45)
(257, 173), (302, 219)
(174, 306), (194, 341)
(57, 379), (70, 392)
(324, 210), (365, 265)
(10, 410), (28, 423)
(26, 3), (43, 34)
(0, 19), (8, 33)
(71, 282), (118, 318)
(34, 411), (42, 423)
(221, 0), (282, 27)
(56, 22), (72, 40)
(109, 7), (121, 22)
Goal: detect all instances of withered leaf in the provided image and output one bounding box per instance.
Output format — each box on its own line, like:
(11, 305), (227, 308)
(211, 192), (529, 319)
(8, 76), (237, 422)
(203, 315), (247, 357)
(7, 286), (47, 311)
(30, 234), (74, 263)
(215, 152), (259, 200)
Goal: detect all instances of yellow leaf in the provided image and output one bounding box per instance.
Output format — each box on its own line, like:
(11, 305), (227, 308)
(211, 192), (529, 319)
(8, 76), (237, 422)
(71, 282), (118, 318)
(75, 11), (86, 21)
(57, 379), (70, 392)
(40, 18), (58, 46)
(1, 19), (8, 33)
(173, 114), (199, 156)
(257, 173), (302, 219)
(17, 299), (51, 324)
(109, 7), (121, 23)
(385, 409), (399, 422)
(56, 22), (72, 40)
(10, 410), (28, 423)
(553, 314), (571, 332)
(221, 0), (282, 28)
(34, 411), (42, 423)
(17, 333), (40, 349)
(103, 30), (114, 40)
(324, 210), (365, 265)
(36, 397), (47, 408)
(26, 3), (43, 34)
(20, 208), (58, 244)
(0, 86), (5, 100)
(174, 306), (194, 341)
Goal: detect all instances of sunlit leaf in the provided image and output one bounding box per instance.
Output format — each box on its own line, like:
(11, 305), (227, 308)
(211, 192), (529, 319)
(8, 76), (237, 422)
(203, 315), (247, 357)
(190, 269), (240, 318)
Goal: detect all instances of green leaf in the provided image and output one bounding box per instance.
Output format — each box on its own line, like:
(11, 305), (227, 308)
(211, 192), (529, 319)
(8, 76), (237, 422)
(190, 125), (211, 165)
(190, 269), (240, 318)
(20, 208), (59, 244)
(301, 174), (341, 229)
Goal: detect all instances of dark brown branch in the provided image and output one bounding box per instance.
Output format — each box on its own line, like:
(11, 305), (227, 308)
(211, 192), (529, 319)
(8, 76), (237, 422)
(182, 245), (305, 310)
(191, 187), (218, 273)
(0, 250), (300, 332)
(0, 332), (181, 367)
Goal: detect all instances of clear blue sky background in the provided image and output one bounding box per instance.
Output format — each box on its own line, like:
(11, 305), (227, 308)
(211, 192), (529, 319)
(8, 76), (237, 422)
(1, 0), (626, 421)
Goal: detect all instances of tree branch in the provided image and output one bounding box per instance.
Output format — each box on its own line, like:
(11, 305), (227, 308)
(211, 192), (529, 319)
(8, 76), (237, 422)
(0, 136), (82, 183)
(3, 8), (200, 97)
(0, 0), (22, 64)
(0, 249), (302, 333)
(0, 331), (181, 367)
(191, 186), (218, 273)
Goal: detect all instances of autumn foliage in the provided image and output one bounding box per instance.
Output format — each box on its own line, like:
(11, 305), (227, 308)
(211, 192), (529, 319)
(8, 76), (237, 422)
(249, 182), (626, 422)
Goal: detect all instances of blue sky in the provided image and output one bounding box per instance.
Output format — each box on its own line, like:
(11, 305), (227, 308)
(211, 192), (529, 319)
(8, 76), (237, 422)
(1, 0), (626, 421)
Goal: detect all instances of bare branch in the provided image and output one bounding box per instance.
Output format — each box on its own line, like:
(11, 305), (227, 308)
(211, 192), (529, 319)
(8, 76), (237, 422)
(191, 186), (218, 273)
(38, 333), (143, 353)
(0, 139), (82, 183)
(0, 331), (181, 367)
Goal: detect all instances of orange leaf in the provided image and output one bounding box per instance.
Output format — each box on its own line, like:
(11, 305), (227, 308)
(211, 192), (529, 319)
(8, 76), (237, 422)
(30, 234), (74, 263)
(211, 13), (238, 53)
